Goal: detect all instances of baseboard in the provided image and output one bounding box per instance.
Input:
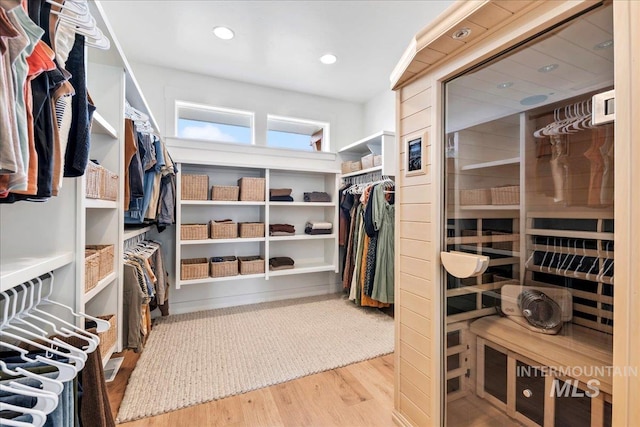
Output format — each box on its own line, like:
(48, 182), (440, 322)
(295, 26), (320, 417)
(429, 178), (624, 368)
(169, 282), (342, 315)
(393, 410), (418, 427)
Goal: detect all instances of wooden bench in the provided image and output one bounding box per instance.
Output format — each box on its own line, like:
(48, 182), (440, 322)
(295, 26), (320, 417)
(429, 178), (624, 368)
(470, 315), (613, 427)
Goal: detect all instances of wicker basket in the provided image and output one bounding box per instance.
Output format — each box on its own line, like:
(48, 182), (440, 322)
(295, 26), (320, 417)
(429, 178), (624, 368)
(181, 258), (209, 280)
(210, 220), (238, 239)
(181, 224), (208, 240)
(211, 185), (239, 201)
(341, 161), (362, 174)
(84, 250), (100, 292)
(96, 314), (117, 360)
(182, 174), (209, 200)
(460, 188), (492, 205)
(210, 257), (238, 278)
(85, 162), (101, 199)
(373, 155), (382, 167)
(238, 256), (265, 275)
(101, 168), (118, 201)
(239, 222), (265, 238)
(238, 177), (265, 201)
(86, 245), (114, 280)
(491, 185), (520, 205)
(361, 154), (375, 169)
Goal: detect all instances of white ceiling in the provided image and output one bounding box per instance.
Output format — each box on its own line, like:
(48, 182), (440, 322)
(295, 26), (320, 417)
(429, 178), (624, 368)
(99, 1), (454, 104)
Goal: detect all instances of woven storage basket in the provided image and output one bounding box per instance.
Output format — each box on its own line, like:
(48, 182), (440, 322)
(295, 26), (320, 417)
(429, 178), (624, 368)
(238, 256), (265, 275)
(85, 162), (101, 199)
(211, 185), (239, 201)
(460, 188), (492, 205)
(101, 168), (118, 201)
(210, 257), (238, 278)
(181, 224), (208, 240)
(84, 250), (100, 292)
(239, 222), (265, 238)
(341, 161), (362, 174)
(181, 258), (209, 280)
(361, 154), (375, 169)
(373, 155), (382, 167)
(86, 245), (114, 280)
(210, 221), (237, 239)
(238, 177), (265, 201)
(491, 185), (520, 205)
(182, 174), (209, 200)
(96, 314), (117, 360)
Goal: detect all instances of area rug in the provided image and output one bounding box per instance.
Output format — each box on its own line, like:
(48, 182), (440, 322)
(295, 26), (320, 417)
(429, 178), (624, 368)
(116, 294), (394, 422)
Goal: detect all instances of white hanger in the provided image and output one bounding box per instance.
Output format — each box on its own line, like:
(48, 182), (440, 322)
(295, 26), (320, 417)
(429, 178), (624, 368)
(547, 238), (558, 272)
(539, 237), (551, 270)
(560, 239), (578, 276)
(585, 243), (601, 280)
(0, 361), (64, 395)
(0, 341), (82, 380)
(0, 402), (47, 427)
(596, 241), (614, 283)
(37, 273), (110, 333)
(0, 383), (58, 415)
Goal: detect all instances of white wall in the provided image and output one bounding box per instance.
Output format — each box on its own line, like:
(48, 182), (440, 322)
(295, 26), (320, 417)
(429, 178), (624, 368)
(363, 88), (396, 135)
(130, 62), (365, 152)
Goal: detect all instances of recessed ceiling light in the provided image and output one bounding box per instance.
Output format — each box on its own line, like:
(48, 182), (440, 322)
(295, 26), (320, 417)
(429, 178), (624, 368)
(320, 54), (337, 65)
(594, 39), (613, 50)
(452, 27), (471, 40)
(520, 94), (548, 106)
(538, 63), (559, 73)
(213, 26), (234, 40)
(497, 82), (513, 89)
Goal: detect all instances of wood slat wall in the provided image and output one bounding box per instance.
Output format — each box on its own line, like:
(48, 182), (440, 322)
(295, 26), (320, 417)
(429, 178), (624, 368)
(394, 75), (436, 426)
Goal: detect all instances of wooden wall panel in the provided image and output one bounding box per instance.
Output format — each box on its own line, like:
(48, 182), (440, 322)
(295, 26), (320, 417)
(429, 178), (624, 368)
(401, 305), (432, 330)
(399, 222), (431, 243)
(400, 394), (431, 427)
(401, 108), (431, 137)
(399, 185), (431, 204)
(400, 78), (432, 103)
(399, 204), (431, 223)
(400, 359), (432, 397)
(398, 272), (432, 300)
(401, 88), (432, 119)
(400, 323), (432, 356)
(399, 255), (432, 280)
(399, 239), (431, 261)
(399, 342), (431, 376)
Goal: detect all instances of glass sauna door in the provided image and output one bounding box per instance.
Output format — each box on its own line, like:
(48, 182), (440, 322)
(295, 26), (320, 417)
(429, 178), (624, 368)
(442, 4), (614, 427)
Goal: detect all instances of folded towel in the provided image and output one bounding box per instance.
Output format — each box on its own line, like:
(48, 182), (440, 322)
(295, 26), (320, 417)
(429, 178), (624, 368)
(238, 256), (262, 262)
(303, 192), (331, 202)
(269, 224), (296, 232)
(269, 188), (292, 197)
(269, 231), (296, 236)
(305, 227), (332, 235)
(270, 264), (295, 271)
(211, 256), (237, 262)
(214, 219), (233, 223)
(270, 195), (294, 202)
(269, 257), (295, 268)
(305, 221), (332, 230)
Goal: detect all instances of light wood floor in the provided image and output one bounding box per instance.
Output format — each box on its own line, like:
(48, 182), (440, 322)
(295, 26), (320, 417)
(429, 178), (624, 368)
(447, 395), (521, 427)
(108, 351), (396, 427)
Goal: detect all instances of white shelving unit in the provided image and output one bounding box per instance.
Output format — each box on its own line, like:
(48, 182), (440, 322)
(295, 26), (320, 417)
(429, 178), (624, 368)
(338, 131), (396, 177)
(0, 253), (75, 293)
(175, 163), (340, 293)
(460, 157), (520, 171)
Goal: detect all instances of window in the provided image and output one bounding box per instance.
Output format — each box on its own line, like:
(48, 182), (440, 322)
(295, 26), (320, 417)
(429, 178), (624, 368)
(267, 115), (329, 151)
(176, 101), (254, 144)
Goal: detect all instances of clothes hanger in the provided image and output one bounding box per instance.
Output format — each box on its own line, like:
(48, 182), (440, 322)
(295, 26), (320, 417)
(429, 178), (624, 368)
(539, 237), (551, 270)
(0, 361), (64, 395)
(0, 341), (83, 379)
(0, 383), (58, 415)
(37, 273), (110, 333)
(0, 402), (47, 427)
(21, 281), (99, 353)
(585, 244), (601, 280)
(547, 238), (558, 272)
(574, 240), (588, 277)
(560, 239), (578, 276)
(596, 241), (614, 282)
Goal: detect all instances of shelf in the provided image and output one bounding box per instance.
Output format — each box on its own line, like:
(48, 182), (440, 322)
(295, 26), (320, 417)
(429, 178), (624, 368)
(181, 201), (266, 206)
(269, 234), (336, 241)
(179, 273), (266, 286)
(268, 261), (336, 277)
(269, 202), (336, 207)
(0, 252), (74, 292)
(91, 112), (118, 139)
(181, 237), (266, 245)
(338, 130), (393, 154)
(85, 199), (118, 209)
(83, 272), (117, 303)
(459, 205), (520, 210)
(123, 226), (153, 241)
(101, 343), (117, 368)
(460, 157), (520, 171)
(341, 166), (382, 178)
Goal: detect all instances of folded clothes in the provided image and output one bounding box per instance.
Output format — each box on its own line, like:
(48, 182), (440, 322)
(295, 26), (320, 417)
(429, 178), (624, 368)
(270, 195), (294, 202)
(269, 188), (292, 197)
(303, 192), (331, 202)
(305, 221), (332, 230)
(270, 264), (295, 271)
(269, 224), (296, 232)
(305, 227), (332, 235)
(214, 219), (233, 223)
(239, 255), (262, 262)
(211, 256), (237, 262)
(270, 231), (296, 236)
(269, 256), (295, 268)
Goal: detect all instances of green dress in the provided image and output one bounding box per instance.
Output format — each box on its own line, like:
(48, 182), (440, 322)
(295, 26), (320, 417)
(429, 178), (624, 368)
(371, 185), (395, 304)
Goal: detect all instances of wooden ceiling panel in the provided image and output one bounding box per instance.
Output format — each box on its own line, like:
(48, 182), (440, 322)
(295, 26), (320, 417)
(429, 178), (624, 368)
(406, 60), (430, 74)
(429, 34), (466, 55)
(532, 38), (613, 75)
(415, 48), (447, 64)
(493, 0), (537, 14)
(507, 48), (599, 84)
(467, 3), (513, 28)
(447, 20), (489, 44)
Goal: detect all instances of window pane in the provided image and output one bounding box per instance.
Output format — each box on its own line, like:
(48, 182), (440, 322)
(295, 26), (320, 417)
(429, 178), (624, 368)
(267, 130), (313, 151)
(177, 118), (251, 144)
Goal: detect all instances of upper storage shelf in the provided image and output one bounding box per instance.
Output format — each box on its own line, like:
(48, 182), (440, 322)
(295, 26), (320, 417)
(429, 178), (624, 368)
(338, 131), (396, 177)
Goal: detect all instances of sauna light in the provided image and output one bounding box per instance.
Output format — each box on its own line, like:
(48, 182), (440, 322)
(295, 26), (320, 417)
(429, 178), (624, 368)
(452, 27), (471, 40)
(320, 54), (337, 65)
(594, 40), (613, 50)
(213, 26), (235, 40)
(538, 63), (559, 73)
(497, 82), (513, 89)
